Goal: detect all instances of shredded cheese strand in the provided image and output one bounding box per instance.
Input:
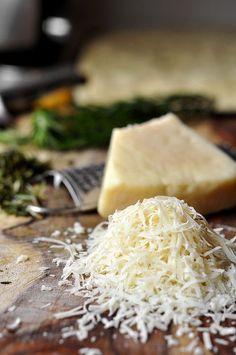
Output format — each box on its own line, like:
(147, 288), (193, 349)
(51, 196), (236, 344)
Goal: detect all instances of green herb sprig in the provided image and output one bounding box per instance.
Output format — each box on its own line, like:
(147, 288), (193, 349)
(0, 150), (49, 216)
(0, 94), (214, 151)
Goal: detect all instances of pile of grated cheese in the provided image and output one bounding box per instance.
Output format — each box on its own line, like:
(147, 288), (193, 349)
(54, 196), (236, 347)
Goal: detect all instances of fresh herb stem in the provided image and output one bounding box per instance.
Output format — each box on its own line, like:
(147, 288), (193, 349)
(0, 150), (49, 216)
(0, 95), (214, 151)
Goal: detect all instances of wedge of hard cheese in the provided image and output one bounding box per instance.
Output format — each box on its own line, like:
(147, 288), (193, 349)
(98, 113), (236, 217)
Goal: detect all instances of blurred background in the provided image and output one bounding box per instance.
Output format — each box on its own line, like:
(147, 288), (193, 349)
(0, 0), (236, 140)
(1, 0), (236, 216)
(1, 0), (236, 66)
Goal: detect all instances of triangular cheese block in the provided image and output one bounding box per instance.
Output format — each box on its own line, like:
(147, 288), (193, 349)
(98, 113), (236, 217)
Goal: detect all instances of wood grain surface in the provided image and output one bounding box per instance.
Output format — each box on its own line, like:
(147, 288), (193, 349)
(0, 116), (236, 355)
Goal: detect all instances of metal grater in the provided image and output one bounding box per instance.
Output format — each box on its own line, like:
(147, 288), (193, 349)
(27, 144), (236, 216)
(27, 163), (105, 216)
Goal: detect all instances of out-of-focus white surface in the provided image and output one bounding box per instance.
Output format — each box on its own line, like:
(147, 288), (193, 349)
(74, 30), (236, 111)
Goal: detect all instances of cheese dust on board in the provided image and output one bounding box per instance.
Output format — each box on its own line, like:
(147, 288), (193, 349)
(37, 196), (236, 353)
(79, 348), (103, 355)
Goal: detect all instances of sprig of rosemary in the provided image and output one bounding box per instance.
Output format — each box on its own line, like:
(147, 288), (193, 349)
(0, 150), (49, 216)
(0, 94), (214, 151)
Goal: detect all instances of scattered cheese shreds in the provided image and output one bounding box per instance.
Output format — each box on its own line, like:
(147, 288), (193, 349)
(50, 196), (236, 346)
(165, 334), (179, 347)
(7, 305), (16, 312)
(40, 303), (52, 309)
(194, 348), (203, 355)
(90, 336), (97, 343)
(7, 317), (21, 331)
(16, 255), (29, 263)
(79, 348), (102, 355)
(215, 338), (229, 345)
(41, 285), (52, 292)
(51, 230), (61, 238)
(67, 222), (85, 235)
(202, 332), (212, 350)
(182, 338), (199, 353)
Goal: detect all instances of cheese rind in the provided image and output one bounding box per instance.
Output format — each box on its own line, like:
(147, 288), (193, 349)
(98, 114), (236, 217)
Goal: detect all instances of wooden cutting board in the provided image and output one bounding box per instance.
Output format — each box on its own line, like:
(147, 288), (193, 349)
(1, 213), (236, 355)
(0, 116), (236, 355)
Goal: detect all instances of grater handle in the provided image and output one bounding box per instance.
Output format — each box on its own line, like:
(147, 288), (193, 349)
(27, 203), (97, 217)
(27, 163), (105, 217)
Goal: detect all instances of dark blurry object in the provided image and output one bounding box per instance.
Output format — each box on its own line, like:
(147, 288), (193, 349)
(218, 143), (236, 161)
(0, 0), (39, 52)
(0, 65), (85, 125)
(0, 0), (87, 124)
(0, 0), (82, 67)
(0, 95), (215, 150)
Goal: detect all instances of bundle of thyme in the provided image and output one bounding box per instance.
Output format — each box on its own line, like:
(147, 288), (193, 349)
(0, 150), (49, 216)
(0, 94), (214, 151)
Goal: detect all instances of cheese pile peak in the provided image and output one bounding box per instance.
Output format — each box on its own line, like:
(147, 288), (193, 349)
(98, 113), (236, 217)
(56, 196), (236, 344)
